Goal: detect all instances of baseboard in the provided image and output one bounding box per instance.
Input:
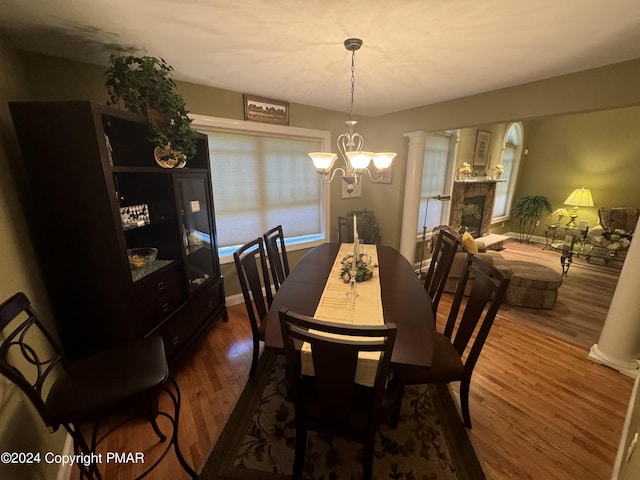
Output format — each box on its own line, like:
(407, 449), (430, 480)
(225, 292), (245, 306)
(225, 284), (277, 307)
(504, 231), (545, 245)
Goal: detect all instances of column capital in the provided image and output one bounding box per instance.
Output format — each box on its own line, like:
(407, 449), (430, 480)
(403, 131), (428, 143)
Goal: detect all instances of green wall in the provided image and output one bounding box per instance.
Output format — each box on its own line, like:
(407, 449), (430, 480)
(517, 107), (640, 231)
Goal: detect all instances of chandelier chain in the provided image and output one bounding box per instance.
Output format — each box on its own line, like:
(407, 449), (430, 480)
(307, 38), (396, 191)
(349, 50), (356, 119)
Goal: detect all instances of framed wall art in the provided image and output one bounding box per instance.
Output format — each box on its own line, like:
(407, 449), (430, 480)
(243, 95), (289, 125)
(370, 164), (393, 184)
(472, 129), (491, 167)
(341, 180), (362, 199)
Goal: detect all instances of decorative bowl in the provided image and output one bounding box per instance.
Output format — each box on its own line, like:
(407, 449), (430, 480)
(127, 247), (158, 269)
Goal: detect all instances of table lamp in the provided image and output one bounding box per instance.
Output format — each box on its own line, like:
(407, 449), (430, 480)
(563, 187), (594, 228)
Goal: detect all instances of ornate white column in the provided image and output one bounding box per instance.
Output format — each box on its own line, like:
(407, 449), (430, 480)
(588, 216), (640, 376)
(399, 131), (427, 264)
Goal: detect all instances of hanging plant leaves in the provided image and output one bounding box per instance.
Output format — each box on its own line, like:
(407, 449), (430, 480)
(105, 54), (197, 162)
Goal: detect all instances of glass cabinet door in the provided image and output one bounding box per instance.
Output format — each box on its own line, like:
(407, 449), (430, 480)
(175, 174), (217, 292)
(115, 172), (182, 282)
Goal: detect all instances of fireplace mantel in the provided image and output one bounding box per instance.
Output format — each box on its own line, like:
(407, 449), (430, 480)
(454, 177), (506, 184)
(450, 179), (502, 237)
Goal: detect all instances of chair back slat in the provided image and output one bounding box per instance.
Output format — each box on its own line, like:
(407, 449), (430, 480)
(263, 225), (290, 292)
(445, 254), (509, 373)
(337, 216), (354, 244)
(308, 340), (359, 421)
(424, 227), (461, 313)
(234, 238), (272, 334)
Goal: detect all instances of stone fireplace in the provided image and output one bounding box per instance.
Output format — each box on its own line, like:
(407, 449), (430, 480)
(449, 179), (501, 237)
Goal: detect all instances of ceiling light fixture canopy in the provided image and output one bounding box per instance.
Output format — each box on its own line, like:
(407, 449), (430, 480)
(309, 38), (396, 194)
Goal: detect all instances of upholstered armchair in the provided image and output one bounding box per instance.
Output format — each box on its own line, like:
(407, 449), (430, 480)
(585, 207), (638, 266)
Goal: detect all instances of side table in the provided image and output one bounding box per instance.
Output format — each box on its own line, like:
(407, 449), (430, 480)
(543, 224), (560, 250)
(547, 226), (589, 275)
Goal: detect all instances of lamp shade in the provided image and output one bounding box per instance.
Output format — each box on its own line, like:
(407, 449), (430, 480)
(564, 188), (594, 207)
(372, 152), (397, 169)
(345, 151), (374, 170)
(309, 152), (338, 171)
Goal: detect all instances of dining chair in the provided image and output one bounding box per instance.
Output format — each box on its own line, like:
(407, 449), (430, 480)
(423, 226), (461, 315)
(0, 292), (196, 480)
(391, 254), (509, 429)
(337, 215), (354, 243)
(234, 237), (273, 377)
(263, 224), (290, 292)
(278, 308), (397, 480)
(337, 215), (375, 244)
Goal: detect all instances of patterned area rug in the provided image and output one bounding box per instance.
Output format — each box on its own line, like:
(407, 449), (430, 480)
(201, 350), (485, 480)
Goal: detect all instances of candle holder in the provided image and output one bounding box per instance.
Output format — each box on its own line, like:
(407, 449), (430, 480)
(346, 267), (359, 299)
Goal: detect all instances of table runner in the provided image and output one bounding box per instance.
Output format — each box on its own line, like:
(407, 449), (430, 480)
(313, 243), (383, 324)
(302, 243), (383, 386)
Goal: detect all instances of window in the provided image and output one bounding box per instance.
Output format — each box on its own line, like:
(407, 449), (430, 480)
(190, 115), (331, 262)
(417, 131), (457, 236)
(492, 122), (524, 222)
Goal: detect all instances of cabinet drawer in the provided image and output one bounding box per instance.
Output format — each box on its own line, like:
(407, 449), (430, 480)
(152, 280), (225, 361)
(152, 314), (183, 360)
(190, 280), (224, 320)
(138, 287), (186, 332)
(134, 263), (183, 306)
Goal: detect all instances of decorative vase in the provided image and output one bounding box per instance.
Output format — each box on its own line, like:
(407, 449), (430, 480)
(154, 145), (187, 168)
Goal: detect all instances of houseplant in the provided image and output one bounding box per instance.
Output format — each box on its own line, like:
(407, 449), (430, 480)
(346, 209), (382, 244)
(105, 54), (197, 167)
(511, 195), (552, 243)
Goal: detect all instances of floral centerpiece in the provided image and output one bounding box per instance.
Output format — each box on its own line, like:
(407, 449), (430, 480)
(493, 164), (504, 178)
(340, 253), (378, 283)
(457, 162), (472, 178)
(551, 208), (569, 224)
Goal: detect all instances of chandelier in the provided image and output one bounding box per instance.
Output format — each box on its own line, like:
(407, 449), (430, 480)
(308, 38), (396, 194)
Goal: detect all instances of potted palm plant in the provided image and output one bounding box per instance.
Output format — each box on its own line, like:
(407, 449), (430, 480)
(105, 54), (197, 167)
(511, 195), (552, 243)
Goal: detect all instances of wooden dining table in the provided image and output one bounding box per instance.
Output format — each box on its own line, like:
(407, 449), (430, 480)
(264, 243), (435, 371)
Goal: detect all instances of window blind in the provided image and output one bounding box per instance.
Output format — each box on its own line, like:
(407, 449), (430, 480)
(417, 133), (452, 235)
(207, 131), (323, 257)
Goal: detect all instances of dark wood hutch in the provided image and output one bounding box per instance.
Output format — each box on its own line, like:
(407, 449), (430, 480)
(9, 101), (227, 365)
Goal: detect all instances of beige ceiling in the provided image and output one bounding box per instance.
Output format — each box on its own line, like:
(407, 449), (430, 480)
(2, 0), (640, 116)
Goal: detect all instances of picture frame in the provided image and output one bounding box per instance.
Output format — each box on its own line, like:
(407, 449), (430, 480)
(341, 180), (362, 199)
(472, 129), (491, 167)
(243, 95), (289, 125)
(370, 164), (393, 184)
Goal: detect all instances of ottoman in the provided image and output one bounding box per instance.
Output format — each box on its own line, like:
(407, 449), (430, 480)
(503, 261), (563, 309)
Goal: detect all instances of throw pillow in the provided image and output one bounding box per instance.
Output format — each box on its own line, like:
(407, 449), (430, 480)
(461, 231), (479, 254)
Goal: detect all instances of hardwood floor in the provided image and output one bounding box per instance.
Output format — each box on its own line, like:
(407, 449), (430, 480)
(92, 240), (633, 479)
(494, 239), (621, 349)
